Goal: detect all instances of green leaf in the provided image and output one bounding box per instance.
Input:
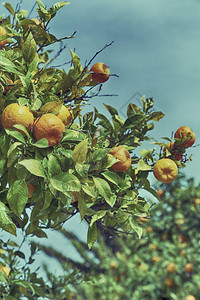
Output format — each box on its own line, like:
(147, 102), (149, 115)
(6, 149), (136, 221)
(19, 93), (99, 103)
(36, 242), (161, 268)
(5, 128), (25, 143)
(22, 32), (37, 63)
(124, 114), (145, 129)
(62, 129), (86, 142)
(78, 196), (87, 221)
(47, 154), (61, 176)
(149, 111), (165, 121)
(19, 159), (45, 177)
(87, 222), (98, 249)
(7, 179), (28, 217)
(37, 0), (51, 21)
(93, 177), (116, 207)
(81, 183), (96, 198)
(0, 202), (16, 236)
(31, 138), (49, 148)
(137, 159), (152, 171)
(90, 210), (106, 227)
(50, 173), (81, 192)
(0, 53), (23, 76)
(72, 139), (88, 163)
(129, 219), (143, 238)
(48, 2), (70, 16)
(3, 3), (15, 16)
(104, 104), (118, 116)
(92, 149), (110, 161)
(102, 170), (119, 186)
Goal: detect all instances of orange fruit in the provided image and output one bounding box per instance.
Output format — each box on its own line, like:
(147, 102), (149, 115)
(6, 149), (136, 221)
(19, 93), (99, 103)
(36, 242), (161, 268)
(166, 262), (176, 273)
(145, 226), (153, 233)
(90, 62), (110, 83)
(164, 142), (183, 161)
(194, 198), (200, 206)
(184, 263), (193, 273)
(165, 277), (174, 287)
(157, 189), (164, 197)
(174, 126), (195, 148)
(153, 158), (178, 183)
(109, 146), (131, 172)
(148, 243), (157, 251)
(151, 256), (161, 263)
(0, 26), (7, 47)
(0, 263), (9, 278)
(56, 105), (72, 125)
(138, 217), (148, 223)
(185, 296), (196, 300)
(1, 103), (34, 134)
(109, 261), (117, 269)
(33, 113), (65, 147)
(27, 183), (36, 198)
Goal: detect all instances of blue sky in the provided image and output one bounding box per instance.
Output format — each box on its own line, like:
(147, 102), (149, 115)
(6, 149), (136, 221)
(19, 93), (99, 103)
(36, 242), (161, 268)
(1, 0), (200, 275)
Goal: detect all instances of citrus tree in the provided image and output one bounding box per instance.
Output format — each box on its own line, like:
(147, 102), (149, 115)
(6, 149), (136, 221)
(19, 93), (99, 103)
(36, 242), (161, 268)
(0, 0), (196, 298)
(36, 174), (200, 300)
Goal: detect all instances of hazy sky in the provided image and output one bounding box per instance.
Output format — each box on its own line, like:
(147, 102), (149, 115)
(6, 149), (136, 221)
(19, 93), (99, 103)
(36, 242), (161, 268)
(1, 0), (200, 275)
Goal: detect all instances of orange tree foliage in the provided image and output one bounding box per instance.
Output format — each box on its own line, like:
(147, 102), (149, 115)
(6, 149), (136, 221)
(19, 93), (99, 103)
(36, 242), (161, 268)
(0, 0), (192, 251)
(35, 174), (200, 300)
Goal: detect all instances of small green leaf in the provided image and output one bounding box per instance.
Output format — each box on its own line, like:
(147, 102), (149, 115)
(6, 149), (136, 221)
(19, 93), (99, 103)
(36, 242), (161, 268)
(90, 211), (106, 227)
(104, 104), (118, 116)
(50, 173), (81, 192)
(78, 196), (87, 221)
(5, 128), (25, 143)
(137, 159), (152, 171)
(7, 179), (28, 216)
(47, 154), (61, 176)
(102, 170), (119, 186)
(149, 111), (165, 121)
(93, 177), (116, 207)
(87, 222), (98, 249)
(3, 3), (15, 16)
(31, 138), (49, 148)
(19, 159), (45, 177)
(124, 114), (145, 129)
(72, 139), (88, 163)
(129, 219), (143, 238)
(0, 202), (16, 236)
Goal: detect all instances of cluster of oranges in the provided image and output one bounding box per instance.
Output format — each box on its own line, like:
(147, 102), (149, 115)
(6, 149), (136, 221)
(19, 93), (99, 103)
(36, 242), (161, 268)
(153, 126), (195, 183)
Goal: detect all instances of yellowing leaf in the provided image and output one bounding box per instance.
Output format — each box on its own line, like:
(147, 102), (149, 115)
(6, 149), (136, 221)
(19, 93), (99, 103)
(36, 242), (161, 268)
(72, 139), (88, 163)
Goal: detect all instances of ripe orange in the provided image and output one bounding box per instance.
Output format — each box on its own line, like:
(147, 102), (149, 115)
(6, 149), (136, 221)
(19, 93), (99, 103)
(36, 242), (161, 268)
(56, 105), (72, 125)
(109, 146), (131, 172)
(0, 26), (7, 47)
(153, 158), (178, 183)
(184, 263), (193, 273)
(138, 217), (148, 223)
(33, 113), (65, 147)
(151, 256), (161, 263)
(27, 183), (36, 198)
(90, 62), (110, 83)
(109, 261), (117, 269)
(166, 262), (176, 273)
(145, 226), (153, 233)
(185, 296), (196, 300)
(165, 277), (174, 287)
(194, 198), (200, 206)
(157, 189), (164, 197)
(174, 126), (195, 148)
(164, 142), (183, 161)
(0, 263), (9, 277)
(1, 103), (34, 134)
